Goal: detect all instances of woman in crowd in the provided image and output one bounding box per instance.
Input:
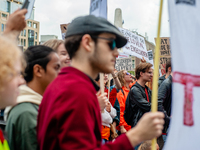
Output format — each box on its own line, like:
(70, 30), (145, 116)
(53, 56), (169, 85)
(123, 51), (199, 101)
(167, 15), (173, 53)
(116, 70), (133, 134)
(43, 39), (70, 68)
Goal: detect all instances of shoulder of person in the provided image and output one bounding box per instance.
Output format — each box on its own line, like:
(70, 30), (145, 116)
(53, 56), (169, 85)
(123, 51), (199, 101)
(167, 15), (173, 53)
(8, 103), (38, 122)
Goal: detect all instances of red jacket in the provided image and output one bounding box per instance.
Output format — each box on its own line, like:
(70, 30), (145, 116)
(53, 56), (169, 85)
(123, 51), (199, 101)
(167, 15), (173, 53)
(37, 67), (133, 150)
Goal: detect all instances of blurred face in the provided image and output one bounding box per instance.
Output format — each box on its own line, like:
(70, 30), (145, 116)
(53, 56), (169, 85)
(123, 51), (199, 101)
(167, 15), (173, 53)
(57, 43), (70, 68)
(124, 71), (133, 83)
(89, 33), (119, 73)
(41, 53), (61, 90)
(141, 68), (153, 82)
(0, 59), (24, 109)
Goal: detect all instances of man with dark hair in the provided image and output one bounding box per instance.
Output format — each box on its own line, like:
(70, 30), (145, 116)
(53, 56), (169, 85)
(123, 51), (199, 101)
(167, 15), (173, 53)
(5, 45), (61, 150)
(125, 63), (153, 128)
(37, 15), (164, 150)
(158, 61), (171, 87)
(157, 62), (172, 144)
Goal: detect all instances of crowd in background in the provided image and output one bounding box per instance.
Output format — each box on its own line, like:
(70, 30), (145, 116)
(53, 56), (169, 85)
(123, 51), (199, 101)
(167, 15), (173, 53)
(0, 9), (171, 150)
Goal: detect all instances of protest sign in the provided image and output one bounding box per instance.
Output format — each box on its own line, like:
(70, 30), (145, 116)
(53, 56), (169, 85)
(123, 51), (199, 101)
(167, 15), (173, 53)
(159, 56), (171, 75)
(60, 24), (70, 40)
(21, 0), (35, 20)
(164, 1), (200, 150)
(119, 28), (149, 61)
(147, 50), (154, 69)
(155, 37), (171, 75)
(90, 0), (107, 19)
(117, 52), (129, 58)
(115, 58), (133, 71)
(157, 37), (171, 56)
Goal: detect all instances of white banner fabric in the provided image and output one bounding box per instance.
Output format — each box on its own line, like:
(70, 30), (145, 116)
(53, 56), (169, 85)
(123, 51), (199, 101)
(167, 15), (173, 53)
(164, 1), (200, 150)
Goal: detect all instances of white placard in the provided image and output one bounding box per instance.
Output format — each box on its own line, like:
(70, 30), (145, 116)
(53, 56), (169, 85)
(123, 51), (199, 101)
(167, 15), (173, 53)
(118, 28), (149, 61)
(118, 52), (129, 58)
(115, 58), (133, 71)
(21, 0), (35, 20)
(147, 50), (154, 69)
(164, 1), (200, 150)
(90, 0), (107, 19)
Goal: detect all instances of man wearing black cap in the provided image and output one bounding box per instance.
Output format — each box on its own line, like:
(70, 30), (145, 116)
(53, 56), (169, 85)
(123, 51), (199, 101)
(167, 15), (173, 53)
(37, 15), (164, 150)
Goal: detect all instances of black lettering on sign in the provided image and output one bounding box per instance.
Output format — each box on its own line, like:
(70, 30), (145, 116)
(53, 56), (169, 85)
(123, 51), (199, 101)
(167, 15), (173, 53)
(176, 0), (195, 5)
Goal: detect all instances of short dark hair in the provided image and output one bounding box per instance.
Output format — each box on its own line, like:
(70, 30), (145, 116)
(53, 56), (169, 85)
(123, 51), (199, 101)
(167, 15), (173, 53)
(24, 45), (55, 83)
(165, 61), (171, 73)
(64, 33), (101, 59)
(135, 63), (153, 80)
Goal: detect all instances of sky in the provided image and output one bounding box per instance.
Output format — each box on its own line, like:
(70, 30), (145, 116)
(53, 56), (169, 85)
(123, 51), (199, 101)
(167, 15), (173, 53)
(34, 0), (170, 44)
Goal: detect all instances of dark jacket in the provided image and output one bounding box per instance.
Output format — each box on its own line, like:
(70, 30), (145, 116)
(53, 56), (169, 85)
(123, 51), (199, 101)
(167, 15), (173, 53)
(158, 75), (166, 87)
(125, 82), (151, 128)
(158, 75), (172, 130)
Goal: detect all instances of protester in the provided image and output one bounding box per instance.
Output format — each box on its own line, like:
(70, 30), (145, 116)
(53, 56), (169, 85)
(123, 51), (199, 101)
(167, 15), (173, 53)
(3, 9), (27, 40)
(37, 15), (164, 150)
(43, 39), (70, 68)
(5, 45), (60, 150)
(158, 61), (171, 87)
(158, 63), (172, 144)
(124, 63), (153, 128)
(116, 70), (133, 134)
(0, 36), (25, 110)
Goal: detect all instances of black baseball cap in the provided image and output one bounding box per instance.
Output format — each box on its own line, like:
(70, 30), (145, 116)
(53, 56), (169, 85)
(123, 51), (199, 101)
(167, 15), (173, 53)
(65, 15), (127, 48)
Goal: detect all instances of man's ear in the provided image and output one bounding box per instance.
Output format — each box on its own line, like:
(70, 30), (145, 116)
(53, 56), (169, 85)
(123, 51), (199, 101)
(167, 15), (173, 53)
(140, 71), (143, 77)
(81, 34), (95, 53)
(33, 64), (44, 78)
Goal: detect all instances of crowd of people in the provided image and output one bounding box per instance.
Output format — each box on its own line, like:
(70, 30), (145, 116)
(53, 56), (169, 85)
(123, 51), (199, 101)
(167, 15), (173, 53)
(0, 9), (173, 150)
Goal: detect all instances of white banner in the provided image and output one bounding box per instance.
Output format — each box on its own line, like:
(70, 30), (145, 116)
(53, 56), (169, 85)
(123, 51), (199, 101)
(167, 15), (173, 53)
(147, 50), (154, 69)
(164, 1), (200, 150)
(115, 58), (132, 71)
(118, 28), (149, 61)
(21, 0), (35, 20)
(90, 0), (107, 19)
(117, 52), (129, 58)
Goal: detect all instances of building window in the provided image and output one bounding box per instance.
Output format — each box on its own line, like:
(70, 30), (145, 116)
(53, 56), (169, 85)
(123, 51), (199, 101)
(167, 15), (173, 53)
(35, 42), (37, 45)
(27, 21), (32, 27)
(35, 32), (37, 39)
(132, 60), (135, 69)
(21, 39), (23, 46)
(28, 29), (34, 47)
(21, 31), (23, 36)
(2, 13), (7, 19)
(6, 1), (10, 13)
(24, 39), (26, 46)
(24, 30), (26, 37)
(1, 24), (4, 32)
(33, 23), (37, 28)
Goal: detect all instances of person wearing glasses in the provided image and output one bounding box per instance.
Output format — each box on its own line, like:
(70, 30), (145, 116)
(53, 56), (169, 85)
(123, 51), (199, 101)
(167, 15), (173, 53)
(37, 15), (164, 150)
(124, 63), (153, 129)
(116, 70), (133, 134)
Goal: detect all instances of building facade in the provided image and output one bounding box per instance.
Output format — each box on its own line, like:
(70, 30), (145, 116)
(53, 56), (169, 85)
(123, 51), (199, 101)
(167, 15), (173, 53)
(40, 35), (58, 44)
(0, 0), (39, 51)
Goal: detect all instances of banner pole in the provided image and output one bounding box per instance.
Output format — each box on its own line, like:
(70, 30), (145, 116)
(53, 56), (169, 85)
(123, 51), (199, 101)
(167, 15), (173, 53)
(151, 0), (163, 150)
(100, 73), (105, 113)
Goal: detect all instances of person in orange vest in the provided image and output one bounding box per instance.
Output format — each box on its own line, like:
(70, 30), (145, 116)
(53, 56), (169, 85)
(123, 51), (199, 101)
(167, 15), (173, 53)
(116, 70), (134, 134)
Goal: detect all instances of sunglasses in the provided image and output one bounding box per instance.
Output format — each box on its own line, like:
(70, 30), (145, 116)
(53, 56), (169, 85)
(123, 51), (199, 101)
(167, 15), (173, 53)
(125, 72), (130, 75)
(91, 36), (117, 50)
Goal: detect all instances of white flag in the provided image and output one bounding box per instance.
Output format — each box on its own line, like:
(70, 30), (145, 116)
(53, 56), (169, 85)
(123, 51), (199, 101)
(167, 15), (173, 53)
(164, 0), (200, 149)
(90, 0), (107, 19)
